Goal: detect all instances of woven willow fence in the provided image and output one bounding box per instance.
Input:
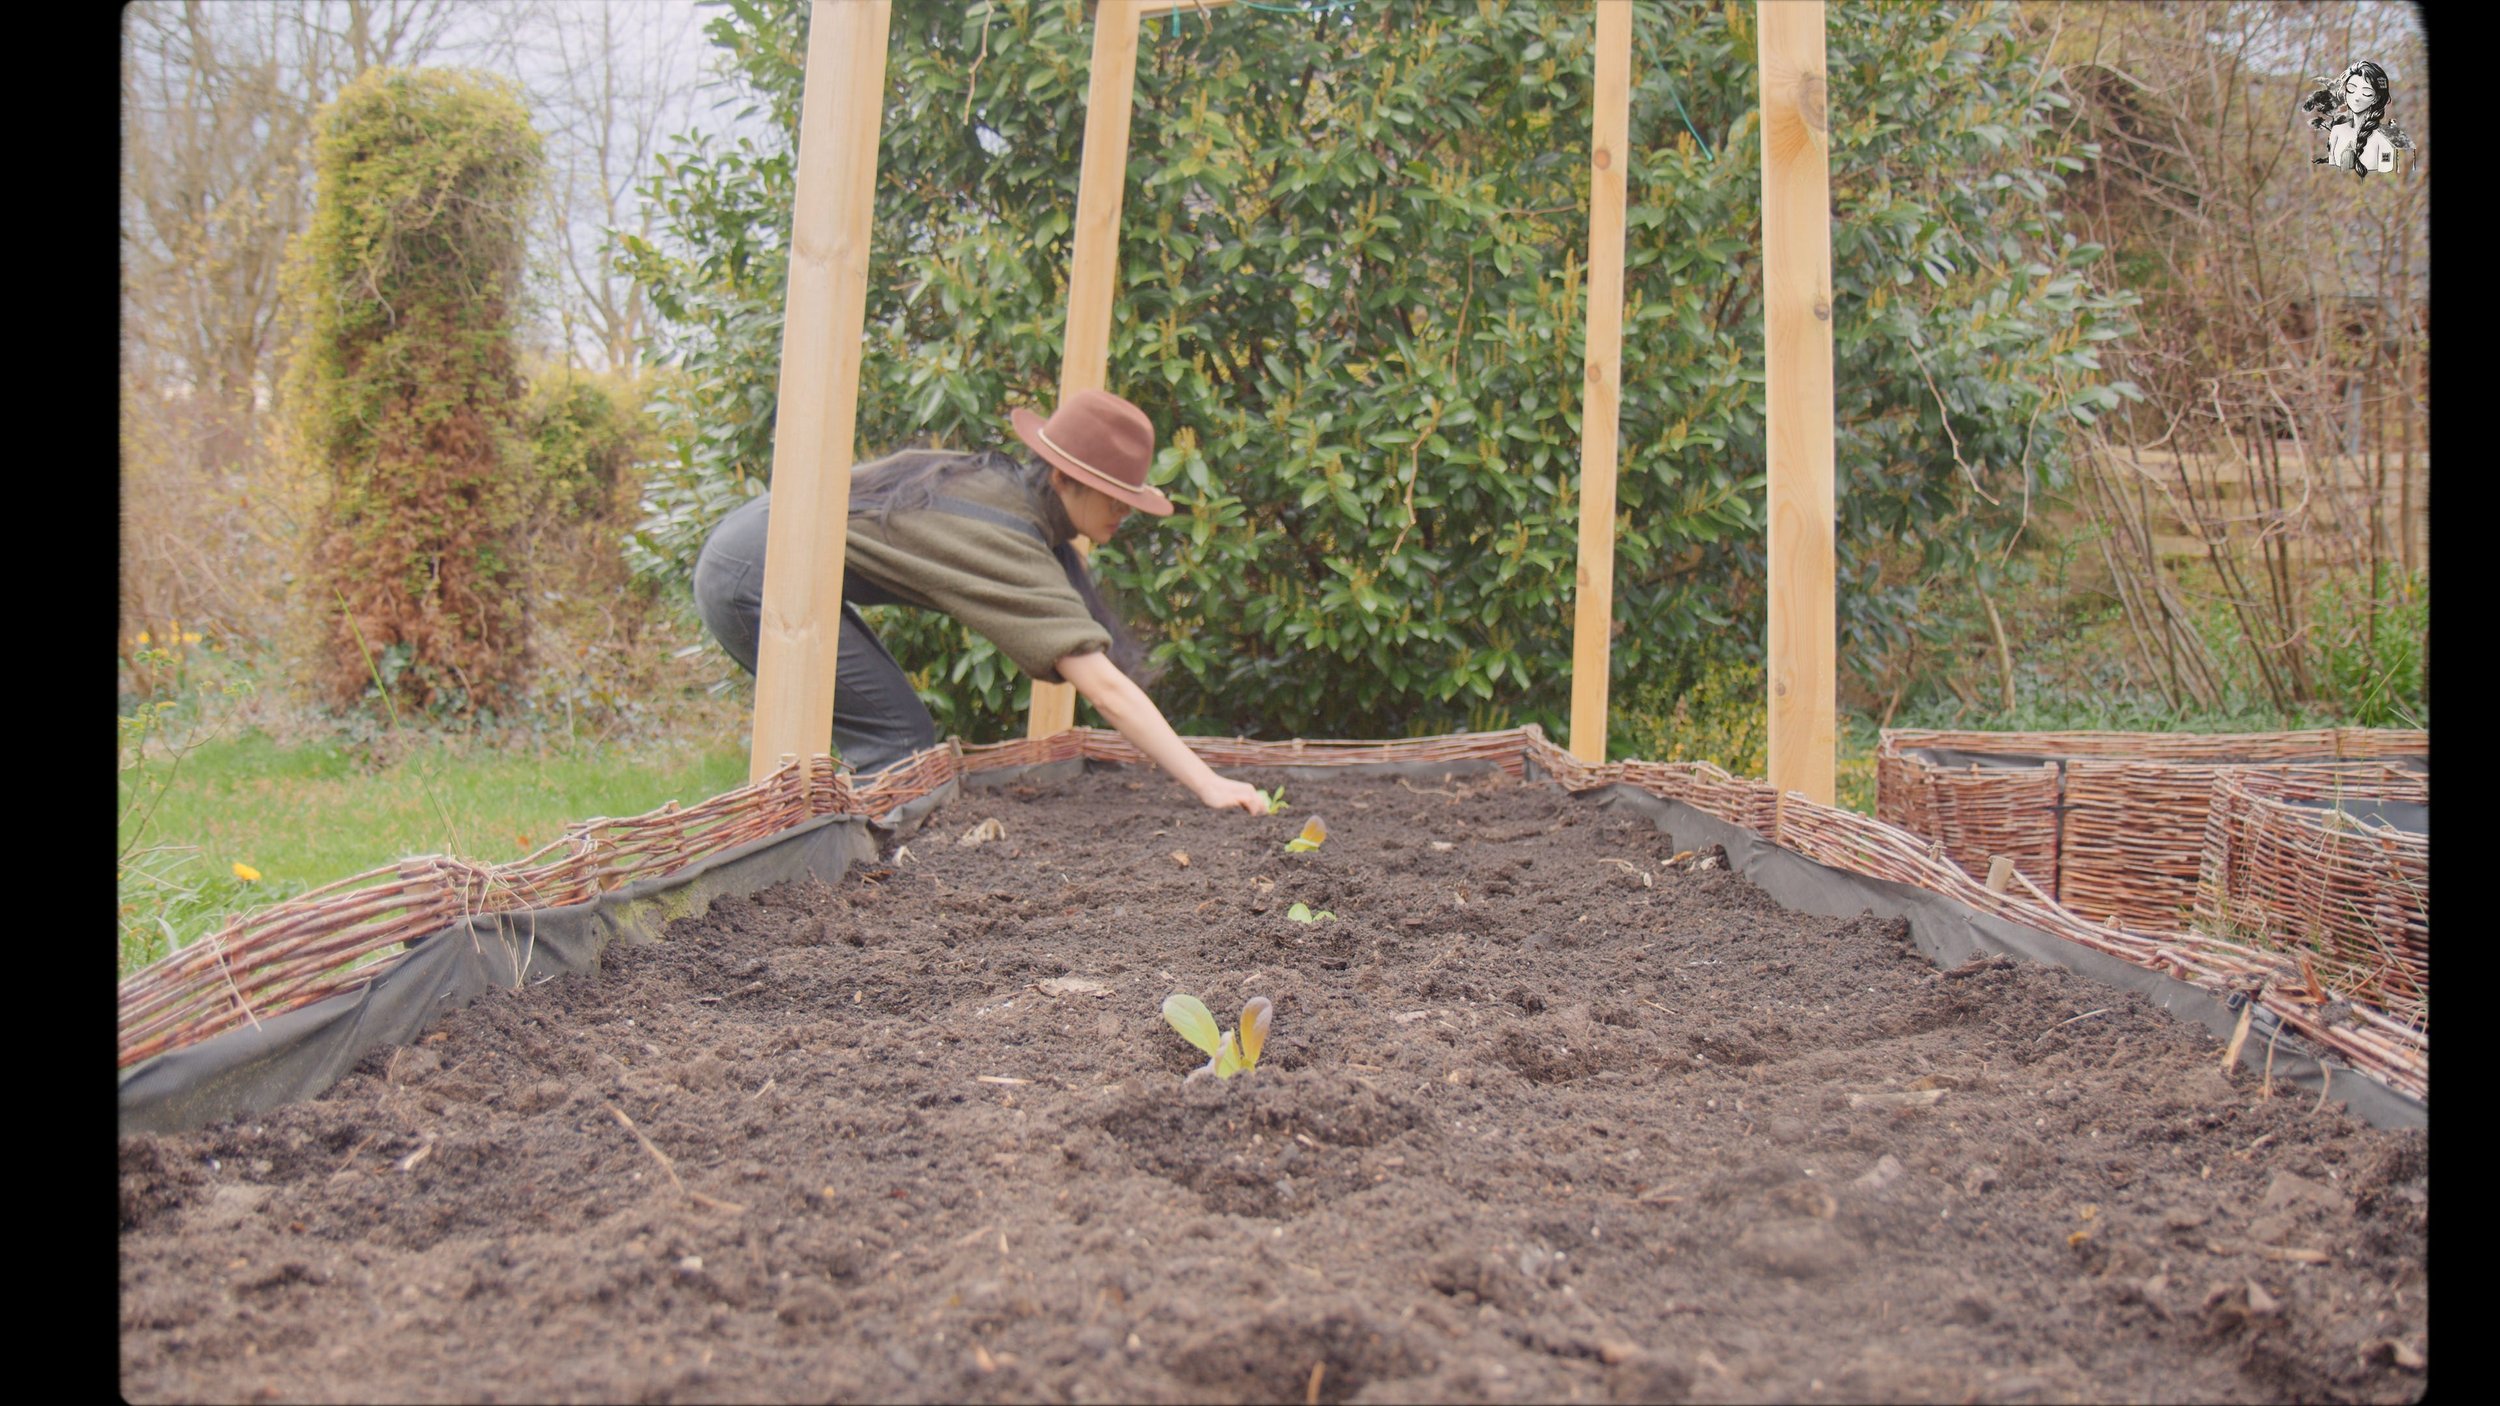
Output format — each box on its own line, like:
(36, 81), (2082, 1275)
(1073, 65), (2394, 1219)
(2062, 760), (2426, 935)
(117, 726), (2424, 1101)
(1876, 751), (2063, 894)
(1878, 728), (2428, 930)
(2197, 770), (2429, 1029)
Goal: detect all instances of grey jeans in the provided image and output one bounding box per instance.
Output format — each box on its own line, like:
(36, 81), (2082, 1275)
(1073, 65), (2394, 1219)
(692, 494), (938, 774)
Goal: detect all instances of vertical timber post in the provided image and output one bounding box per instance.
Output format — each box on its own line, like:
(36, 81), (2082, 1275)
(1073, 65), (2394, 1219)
(1027, 0), (1145, 741)
(1757, 0), (1836, 805)
(1569, 1), (1634, 764)
(747, 0), (894, 784)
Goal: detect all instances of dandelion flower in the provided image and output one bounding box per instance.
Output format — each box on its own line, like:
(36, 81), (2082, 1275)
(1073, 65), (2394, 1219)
(182, 631), (203, 646)
(232, 863), (262, 883)
(135, 631), (152, 646)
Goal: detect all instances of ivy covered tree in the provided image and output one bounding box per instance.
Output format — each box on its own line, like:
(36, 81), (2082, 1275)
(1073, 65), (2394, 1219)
(624, 0), (2132, 746)
(285, 67), (544, 717)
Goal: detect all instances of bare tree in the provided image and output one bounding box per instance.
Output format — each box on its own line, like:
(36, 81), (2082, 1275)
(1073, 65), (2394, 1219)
(121, 1), (474, 422)
(2031, 0), (2426, 715)
(123, 3), (307, 459)
(514, 1), (704, 372)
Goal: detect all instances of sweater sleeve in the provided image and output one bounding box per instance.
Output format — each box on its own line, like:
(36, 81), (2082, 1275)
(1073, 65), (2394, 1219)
(845, 511), (1112, 683)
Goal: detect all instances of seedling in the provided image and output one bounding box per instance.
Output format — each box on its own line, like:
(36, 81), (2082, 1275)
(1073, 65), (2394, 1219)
(1284, 817), (1328, 853)
(1260, 787), (1290, 814)
(1162, 993), (1275, 1081)
(1286, 902), (1335, 923)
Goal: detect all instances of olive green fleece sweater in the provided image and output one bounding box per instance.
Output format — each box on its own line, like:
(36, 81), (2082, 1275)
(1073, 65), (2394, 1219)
(844, 461), (1112, 684)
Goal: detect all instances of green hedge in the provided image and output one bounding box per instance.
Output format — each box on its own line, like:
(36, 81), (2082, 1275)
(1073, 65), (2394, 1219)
(286, 68), (543, 718)
(624, 0), (2133, 746)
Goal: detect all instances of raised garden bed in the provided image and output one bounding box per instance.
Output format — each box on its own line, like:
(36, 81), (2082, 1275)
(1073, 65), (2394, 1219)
(1876, 729), (2428, 934)
(120, 766), (2428, 1403)
(2197, 772), (2430, 1026)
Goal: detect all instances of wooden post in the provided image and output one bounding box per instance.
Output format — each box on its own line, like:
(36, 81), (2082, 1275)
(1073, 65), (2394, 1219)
(1757, 0), (1836, 805)
(747, 0), (894, 784)
(1568, 1), (1634, 765)
(1027, 0), (1145, 740)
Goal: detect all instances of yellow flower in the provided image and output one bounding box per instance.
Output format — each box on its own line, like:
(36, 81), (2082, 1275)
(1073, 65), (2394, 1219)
(135, 631), (152, 646)
(182, 631), (203, 646)
(232, 863), (262, 883)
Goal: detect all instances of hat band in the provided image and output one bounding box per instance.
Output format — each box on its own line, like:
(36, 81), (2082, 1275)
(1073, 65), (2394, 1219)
(1037, 423), (1151, 500)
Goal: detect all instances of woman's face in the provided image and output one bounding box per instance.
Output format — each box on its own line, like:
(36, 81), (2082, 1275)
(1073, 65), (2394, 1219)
(1059, 476), (1132, 543)
(2344, 73), (2377, 114)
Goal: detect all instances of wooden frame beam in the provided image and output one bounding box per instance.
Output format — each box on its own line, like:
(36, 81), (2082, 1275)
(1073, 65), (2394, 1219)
(1567, 1), (1634, 764)
(1026, 0), (1146, 740)
(747, 0), (894, 783)
(1757, 0), (1838, 804)
(754, 0), (1836, 788)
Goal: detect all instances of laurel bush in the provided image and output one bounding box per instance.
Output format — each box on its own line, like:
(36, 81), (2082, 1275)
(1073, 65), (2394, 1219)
(624, 0), (2134, 746)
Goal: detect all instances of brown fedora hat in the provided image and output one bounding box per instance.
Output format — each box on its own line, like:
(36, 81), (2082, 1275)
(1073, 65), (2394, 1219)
(1010, 389), (1175, 517)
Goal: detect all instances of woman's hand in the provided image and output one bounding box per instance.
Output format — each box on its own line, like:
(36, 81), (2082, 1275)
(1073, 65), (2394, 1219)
(1196, 776), (1271, 815)
(1058, 649), (1269, 818)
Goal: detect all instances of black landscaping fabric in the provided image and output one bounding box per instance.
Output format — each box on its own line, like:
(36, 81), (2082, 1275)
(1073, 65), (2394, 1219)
(117, 755), (2425, 1137)
(1904, 746), (2428, 772)
(1901, 747), (2066, 771)
(2279, 795), (2429, 835)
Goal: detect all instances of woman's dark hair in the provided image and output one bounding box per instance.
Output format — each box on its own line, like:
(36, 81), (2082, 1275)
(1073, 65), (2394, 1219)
(2342, 61), (2391, 155)
(848, 446), (1162, 685)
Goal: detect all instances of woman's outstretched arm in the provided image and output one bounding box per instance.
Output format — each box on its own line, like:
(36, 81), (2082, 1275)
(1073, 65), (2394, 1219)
(1057, 649), (1270, 814)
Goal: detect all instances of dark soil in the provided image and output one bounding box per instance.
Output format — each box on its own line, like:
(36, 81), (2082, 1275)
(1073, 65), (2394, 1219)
(120, 768), (2428, 1403)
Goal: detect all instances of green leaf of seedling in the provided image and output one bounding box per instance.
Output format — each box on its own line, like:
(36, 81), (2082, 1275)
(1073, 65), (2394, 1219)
(1239, 996), (1273, 1070)
(1162, 993), (1222, 1057)
(1260, 787), (1289, 813)
(1283, 817), (1328, 853)
(1287, 902), (1335, 923)
(1212, 1029), (1244, 1079)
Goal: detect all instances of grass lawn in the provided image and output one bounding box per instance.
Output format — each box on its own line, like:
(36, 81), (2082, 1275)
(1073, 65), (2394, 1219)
(117, 728), (749, 977)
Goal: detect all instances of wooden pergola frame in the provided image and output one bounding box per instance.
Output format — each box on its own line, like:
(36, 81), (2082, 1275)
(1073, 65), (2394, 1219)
(747, 0), (1835, 804)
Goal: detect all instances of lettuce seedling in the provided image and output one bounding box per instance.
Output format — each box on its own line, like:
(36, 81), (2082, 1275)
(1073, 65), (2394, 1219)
(1162, 993), (1275, 1080)
(1284, 817), (1328, 853)
(1286, 902), (1334, 923)
(1260, 786), (1290, 814)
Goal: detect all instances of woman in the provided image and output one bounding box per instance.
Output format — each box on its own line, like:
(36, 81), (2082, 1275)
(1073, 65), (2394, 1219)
(694, 389), (1270, 815)
(2303, 60), (2410, 179)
